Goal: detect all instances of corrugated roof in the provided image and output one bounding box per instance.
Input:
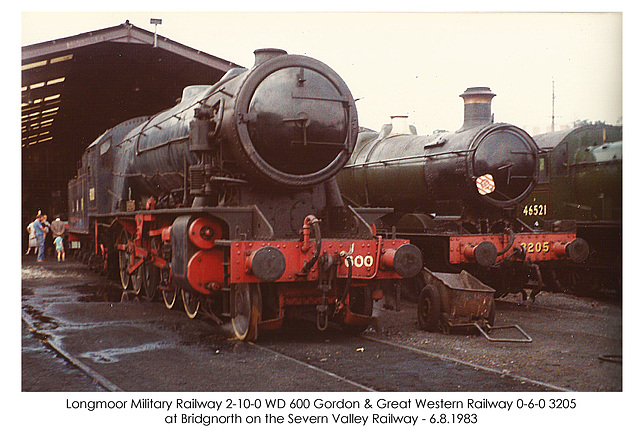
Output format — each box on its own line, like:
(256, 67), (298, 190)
(22, 21), (239, 72)
(21, 21), (240, 150)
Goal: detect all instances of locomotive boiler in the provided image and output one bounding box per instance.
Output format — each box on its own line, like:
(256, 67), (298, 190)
(337, 87), (588, 330)
(339, 87), (540, 217)
(68, 48), (422, 340)
(519, 124), (622, 295)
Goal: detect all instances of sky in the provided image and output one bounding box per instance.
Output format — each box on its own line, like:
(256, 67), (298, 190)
(20, 9), (625, 136)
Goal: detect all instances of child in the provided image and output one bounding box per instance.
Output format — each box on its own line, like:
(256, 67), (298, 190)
(54, 235), (65, 262)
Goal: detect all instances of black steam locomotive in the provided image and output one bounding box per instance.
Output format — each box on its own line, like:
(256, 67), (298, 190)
(67, 49), (422, 340)
(337, 87), (588, 330)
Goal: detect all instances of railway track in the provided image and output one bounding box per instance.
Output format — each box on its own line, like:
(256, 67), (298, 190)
(22, 307), (567, 392)
(22, 311), (122, 392)
(22, 259), (620, 392)
(252, 327), (568, 392)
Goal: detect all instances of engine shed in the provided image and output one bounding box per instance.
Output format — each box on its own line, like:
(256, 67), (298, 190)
(21, 21), (241, 230)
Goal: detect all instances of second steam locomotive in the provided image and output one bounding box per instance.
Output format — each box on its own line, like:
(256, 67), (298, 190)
(337, 87), (589, 330)
(519, 123), (622, 296)
(68, 48), (422, 340)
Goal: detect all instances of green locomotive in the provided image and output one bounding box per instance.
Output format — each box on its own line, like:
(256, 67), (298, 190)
(519, 123), (622, 295)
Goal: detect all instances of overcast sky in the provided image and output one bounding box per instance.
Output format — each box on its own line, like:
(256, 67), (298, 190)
(21, 9), (624, 136)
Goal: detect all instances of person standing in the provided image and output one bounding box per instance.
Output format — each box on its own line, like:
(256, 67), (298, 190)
(42, 214), (51, 256)
(54, 235), (65, 262)
(50, 216), (65, 261)
(50, 217), (65, 240)
(33, 214), (49, 262)
(25, 219), (37, 255)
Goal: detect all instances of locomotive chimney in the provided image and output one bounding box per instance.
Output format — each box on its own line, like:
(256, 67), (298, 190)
(458, 87), (496, 131)
(254, 48), (288, 66)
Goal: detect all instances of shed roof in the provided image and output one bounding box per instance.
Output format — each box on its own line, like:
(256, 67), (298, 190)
(21, 21), (241, 221)
(22, 21), (240, 151)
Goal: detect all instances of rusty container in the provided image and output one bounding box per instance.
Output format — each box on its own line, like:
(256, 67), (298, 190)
(423, 268), (495, 326)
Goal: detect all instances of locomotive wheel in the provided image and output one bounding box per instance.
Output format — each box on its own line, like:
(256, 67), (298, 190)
(181, 289), (200, 319)
(131, 266), (145, 296)
(231, 283), (262, 341)
(142, 262), (159, 301)
(417, 284), (441, 332)
(162, 283), (179, 310)
(118, 229), (131, 290)
(142, 239), (161, 301)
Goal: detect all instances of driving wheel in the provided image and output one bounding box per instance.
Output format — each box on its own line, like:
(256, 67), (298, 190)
(142, 239), (160, 301)
(181, 289), (200, 319)
(162, 282), (179, 310)
(118, 229), (131, 290)
(131, 265), (144, 296)
(231, 283), (262, 341)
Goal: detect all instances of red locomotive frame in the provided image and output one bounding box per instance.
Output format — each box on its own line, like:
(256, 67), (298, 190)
(449, 232), (582, 264)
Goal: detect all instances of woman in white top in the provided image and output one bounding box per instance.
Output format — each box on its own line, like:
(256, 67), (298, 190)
(25, 220), (37, 255)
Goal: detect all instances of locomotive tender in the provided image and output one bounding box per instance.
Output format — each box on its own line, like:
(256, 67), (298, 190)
(67, 48), (422, 340)
(337, 87), (589, 329)
(519, 124), (622, 295)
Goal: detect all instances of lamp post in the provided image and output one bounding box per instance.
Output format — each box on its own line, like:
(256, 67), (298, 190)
(150, 18), (162, 48)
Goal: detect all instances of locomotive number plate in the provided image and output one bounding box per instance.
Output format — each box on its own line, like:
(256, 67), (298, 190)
(522, 204), (547, 216)
(520, 241), (550, 254)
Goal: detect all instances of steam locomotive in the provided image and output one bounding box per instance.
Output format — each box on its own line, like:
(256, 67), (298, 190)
(519, 123), (622, 296)
(337, 87), (589, 329)
(67, 49), (422, 340)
